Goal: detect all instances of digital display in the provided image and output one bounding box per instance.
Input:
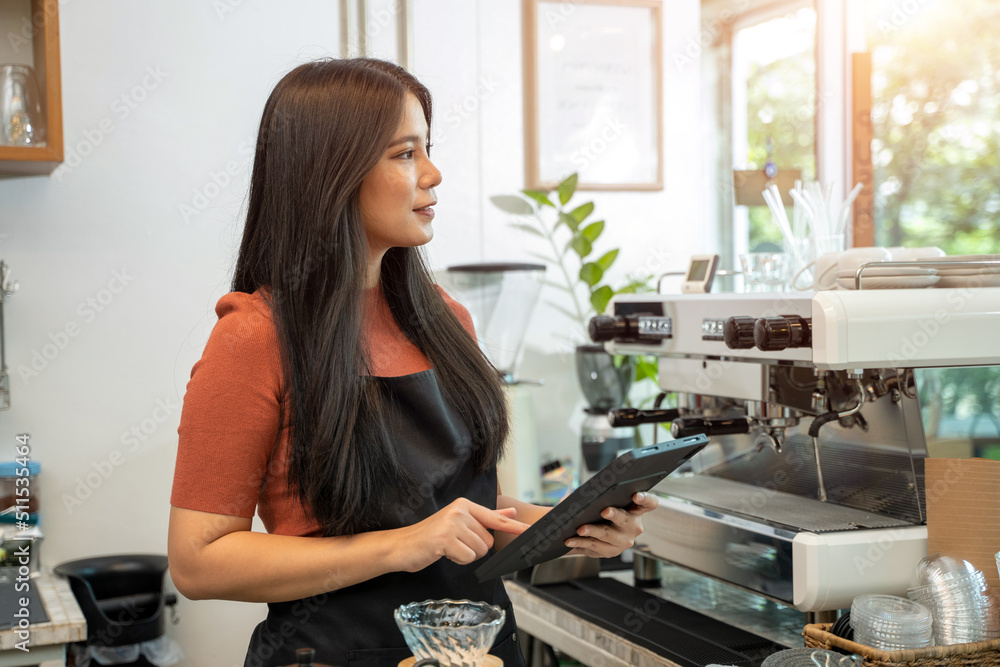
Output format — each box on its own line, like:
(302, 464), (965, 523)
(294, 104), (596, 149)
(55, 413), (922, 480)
(702, 318), (726, 340)
(686, 259), (709, 281)
(637, 317), (672, 338)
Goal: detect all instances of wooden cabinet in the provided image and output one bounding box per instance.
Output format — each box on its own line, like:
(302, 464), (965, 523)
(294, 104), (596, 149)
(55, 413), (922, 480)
(0, 0), (62, 176)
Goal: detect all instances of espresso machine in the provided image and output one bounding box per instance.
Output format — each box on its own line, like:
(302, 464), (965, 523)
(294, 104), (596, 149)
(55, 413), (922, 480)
(589, 284), (1000, 623)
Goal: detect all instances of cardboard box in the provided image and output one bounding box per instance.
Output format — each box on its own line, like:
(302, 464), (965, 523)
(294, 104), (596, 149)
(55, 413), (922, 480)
(926, 457), (1000, 592)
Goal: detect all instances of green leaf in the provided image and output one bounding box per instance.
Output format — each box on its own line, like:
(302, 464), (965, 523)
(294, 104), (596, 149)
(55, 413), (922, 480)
(558, 211), (580, 232)
(579, 262), (604, 287)
(595, 248), (619, 271)
(590, 285), (614, 314)
(628, 275), (657, 292)
(616, 276), (655, 294)
(615, 282), (644, 294)
(522, 189), (555, 208)
(636, 358), (659, 383)
(557, 173), (578, 205)
(570, 234), (593, 258)
(490, 194), (534, 215)
(508, 222), (545, 238)
(581, 220), (605, 243)
(569, 201), (595, 224)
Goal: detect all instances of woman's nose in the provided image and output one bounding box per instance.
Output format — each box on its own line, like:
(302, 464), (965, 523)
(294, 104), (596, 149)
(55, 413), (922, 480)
(421, 158), (442, 189)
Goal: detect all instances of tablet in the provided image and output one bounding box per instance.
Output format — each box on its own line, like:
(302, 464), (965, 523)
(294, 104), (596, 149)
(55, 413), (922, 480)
(475, 434), (709, 582)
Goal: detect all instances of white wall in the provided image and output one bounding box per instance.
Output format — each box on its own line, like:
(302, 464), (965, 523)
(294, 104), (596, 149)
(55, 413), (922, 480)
(412, 0), (711, 465)
(0, 1), (707, 664)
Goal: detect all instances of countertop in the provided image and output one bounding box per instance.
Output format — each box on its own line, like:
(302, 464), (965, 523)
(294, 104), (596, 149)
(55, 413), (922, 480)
(0, 571), (86, 651)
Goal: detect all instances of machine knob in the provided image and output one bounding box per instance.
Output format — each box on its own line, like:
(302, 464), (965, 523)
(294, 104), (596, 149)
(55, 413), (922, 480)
(670, 417), (751, 438)
(754, 315), (812, 351)
(589, 314), (672, 342)
(608, 407), (680, 427)
(589, 315), (627, 342)
(723, 316), (757, 349)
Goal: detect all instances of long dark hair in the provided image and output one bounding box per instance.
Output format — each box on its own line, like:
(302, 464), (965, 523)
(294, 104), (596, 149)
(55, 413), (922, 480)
(232, 58), (508, 536)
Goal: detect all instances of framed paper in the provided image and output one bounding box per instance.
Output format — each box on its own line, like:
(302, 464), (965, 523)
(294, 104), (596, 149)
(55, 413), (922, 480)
(523, 0), (663, 191)
(339, 0), (414, 69)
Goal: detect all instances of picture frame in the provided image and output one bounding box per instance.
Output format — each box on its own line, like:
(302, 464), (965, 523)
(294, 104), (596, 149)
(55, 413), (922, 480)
(340, 0), (414, 70)
(523, 0), (663, 191)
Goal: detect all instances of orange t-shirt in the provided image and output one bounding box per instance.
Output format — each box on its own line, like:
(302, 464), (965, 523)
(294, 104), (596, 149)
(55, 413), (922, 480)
(170, 285), (475, 537)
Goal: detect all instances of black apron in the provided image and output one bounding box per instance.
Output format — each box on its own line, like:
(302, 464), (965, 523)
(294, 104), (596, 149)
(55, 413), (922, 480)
(244, 371), (525, 667)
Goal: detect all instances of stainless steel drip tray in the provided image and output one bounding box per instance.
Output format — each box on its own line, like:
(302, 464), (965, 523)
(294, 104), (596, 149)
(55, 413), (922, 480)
(654, 475), (914, 533)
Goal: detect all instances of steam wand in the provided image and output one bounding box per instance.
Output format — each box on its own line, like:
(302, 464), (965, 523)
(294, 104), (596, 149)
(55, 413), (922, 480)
(807, 378), (867, 502)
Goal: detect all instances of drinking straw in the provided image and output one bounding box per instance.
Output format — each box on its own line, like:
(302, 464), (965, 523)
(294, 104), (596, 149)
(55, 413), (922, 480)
(836, 182), (864, 237)
(792, 179), (806, 240)
(789, 188), (816, 228)
(763, 186), (793, 242)
(763, 185), (804, 266)
(808, 181), (833, 237)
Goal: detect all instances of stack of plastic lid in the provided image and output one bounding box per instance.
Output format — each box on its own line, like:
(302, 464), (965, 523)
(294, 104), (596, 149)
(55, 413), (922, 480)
(907, 554), (1000, 645)
(850, 594), (934, 650)
(761, 647), (859, 666)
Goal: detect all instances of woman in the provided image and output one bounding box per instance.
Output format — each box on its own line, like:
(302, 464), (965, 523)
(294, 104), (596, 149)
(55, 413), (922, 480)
(168, 58), (656, 667)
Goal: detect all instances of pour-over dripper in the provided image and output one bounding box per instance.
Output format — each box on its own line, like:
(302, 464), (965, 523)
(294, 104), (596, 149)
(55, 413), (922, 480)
(394, 599), (505, 667)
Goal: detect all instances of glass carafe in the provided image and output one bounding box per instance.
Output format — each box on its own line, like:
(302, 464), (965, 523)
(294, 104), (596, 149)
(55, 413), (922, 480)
(0, 65), (46, 146)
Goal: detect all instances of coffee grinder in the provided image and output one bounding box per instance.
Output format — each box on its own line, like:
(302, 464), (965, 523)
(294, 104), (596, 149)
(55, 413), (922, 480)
(445, 263), (546, 503)
(576, 344), (635, 479)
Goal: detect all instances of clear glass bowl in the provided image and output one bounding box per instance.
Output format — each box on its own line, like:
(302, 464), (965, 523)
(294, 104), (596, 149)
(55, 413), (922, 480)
(394, 599), (504, 667)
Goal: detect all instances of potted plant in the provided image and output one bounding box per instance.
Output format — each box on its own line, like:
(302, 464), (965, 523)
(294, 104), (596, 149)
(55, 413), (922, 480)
(491, 174), (660, 462)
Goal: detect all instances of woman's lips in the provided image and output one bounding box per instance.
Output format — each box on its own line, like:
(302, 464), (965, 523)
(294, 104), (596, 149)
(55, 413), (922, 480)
(414, 206), (435, 219)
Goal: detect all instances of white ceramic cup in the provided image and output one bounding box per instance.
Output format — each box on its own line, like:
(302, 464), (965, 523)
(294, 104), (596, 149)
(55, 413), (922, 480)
(792, 247), (892, 290)
(836, 247), (892, 276)
(792, 251), (841, 290)
(887, 246), (946, 261)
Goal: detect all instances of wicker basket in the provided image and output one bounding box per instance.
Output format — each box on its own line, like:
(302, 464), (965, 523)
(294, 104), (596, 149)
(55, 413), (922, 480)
(803, 623), (1000, 667)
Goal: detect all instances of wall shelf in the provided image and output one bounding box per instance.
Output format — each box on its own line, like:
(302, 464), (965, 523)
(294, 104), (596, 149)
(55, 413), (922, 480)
(0, 0), (63, 176)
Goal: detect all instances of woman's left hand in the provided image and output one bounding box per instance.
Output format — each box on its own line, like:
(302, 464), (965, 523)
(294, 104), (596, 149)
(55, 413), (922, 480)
(564, 492), (659, 559)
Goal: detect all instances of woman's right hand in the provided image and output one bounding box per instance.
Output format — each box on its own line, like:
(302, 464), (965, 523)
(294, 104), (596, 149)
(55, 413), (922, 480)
(393, 498), (530, 572)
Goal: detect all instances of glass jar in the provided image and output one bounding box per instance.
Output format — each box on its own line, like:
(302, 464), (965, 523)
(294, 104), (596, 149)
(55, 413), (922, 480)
(0, 460), (41, 525)
(0, 64), (47, 146)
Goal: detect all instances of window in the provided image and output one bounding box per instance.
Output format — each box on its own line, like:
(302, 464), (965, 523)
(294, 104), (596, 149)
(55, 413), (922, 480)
(865, 0), (1000, 458)
(918, 367), (1000, 458)
(732, 5), (817, 253)
(868, 0), (1000, 254)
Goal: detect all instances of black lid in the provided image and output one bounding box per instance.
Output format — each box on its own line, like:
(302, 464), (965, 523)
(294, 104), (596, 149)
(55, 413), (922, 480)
(446, 262), (546, 273)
